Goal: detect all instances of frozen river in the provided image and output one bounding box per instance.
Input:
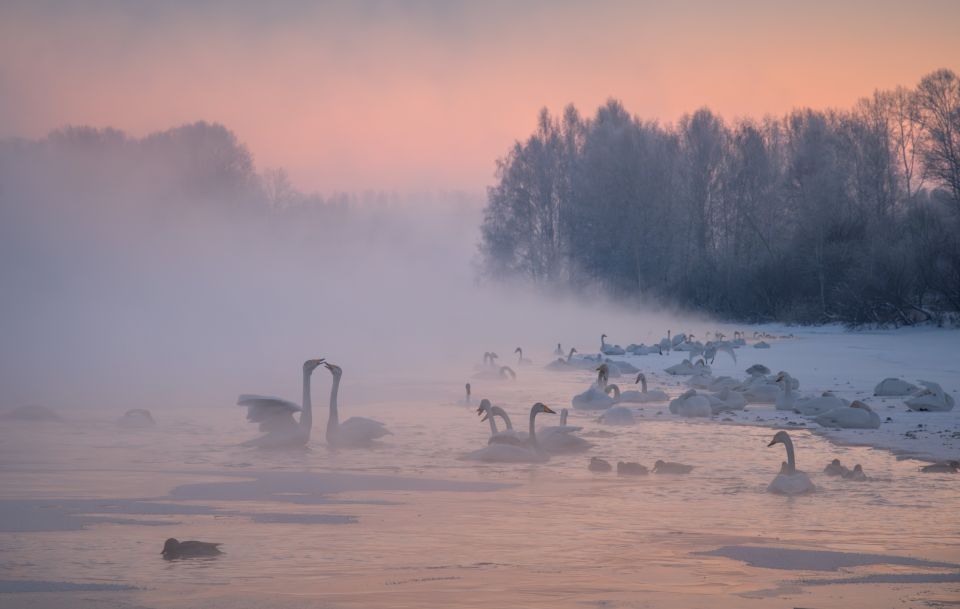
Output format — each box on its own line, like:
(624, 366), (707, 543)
(1, 326), (958, 608)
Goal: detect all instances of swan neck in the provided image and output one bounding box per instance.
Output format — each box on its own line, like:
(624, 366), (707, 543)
(640, 375), (648, 392)
(326, 374), (341, 442)
(500, 411), (514, 430)
(487, 414), (499, 435)
(301, 368), (313, 437)
(783, 436), (797, 473)
(560, 410), (568, 426)
(528, 409), (539, 445)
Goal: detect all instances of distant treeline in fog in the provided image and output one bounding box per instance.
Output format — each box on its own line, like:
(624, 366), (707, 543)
(479, 69), (960, 326)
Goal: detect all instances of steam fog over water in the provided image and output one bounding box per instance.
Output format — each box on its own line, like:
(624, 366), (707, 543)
(2, 4), (959, 605)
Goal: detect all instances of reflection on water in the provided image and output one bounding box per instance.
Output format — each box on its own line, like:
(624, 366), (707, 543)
(1, 365), (958, 609)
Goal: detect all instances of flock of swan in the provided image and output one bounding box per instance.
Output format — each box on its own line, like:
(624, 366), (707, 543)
(228, 331), (956, 498)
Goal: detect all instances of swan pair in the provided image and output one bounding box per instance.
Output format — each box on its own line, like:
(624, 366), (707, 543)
(463, 402), (557, 462)
(478, 402), (592, 455)
(238, 359), (390, 449)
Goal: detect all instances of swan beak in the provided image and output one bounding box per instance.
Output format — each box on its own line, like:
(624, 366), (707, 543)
(543, 405), (556, 414)
(767, 439), (778, 447)
(480, 414), (490, 422)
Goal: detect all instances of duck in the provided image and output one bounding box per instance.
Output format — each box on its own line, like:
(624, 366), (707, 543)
(617, 461), (649, 476)
(766, 431), (816, 495)
(841, 464), (869, 481)
(589, 457), (612, 472)
(161, 538), (222, 559)
(814, 400), (881, 429)
(823, 459), (849, 476)
(652, 460), (693, 474)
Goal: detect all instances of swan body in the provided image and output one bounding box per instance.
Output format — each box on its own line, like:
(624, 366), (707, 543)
(599, 405), (636, 425)
(537, 408), (591, 452)
(842, 464), (868, 481)
(118, 409), (156, 428)
(745, 364), (771, 377)
(600, 334), (626, 356)
(792, 392), (849, 416)
(814, 401), (881, 429)
(462, 403), (555, 462)
(707, 388), (747, 413)
(572, 384), (617, 410)
(323, 363), (391, 448)
(665, 359), (711, 376)
(619, 373), (670, 402)
(239, 358), (326, 448)
(669, 390), (712, 417)
(874, 377), (919, 396)
(689, 374), (740, 391)
(605, 359), (639, 374)
(162, 538), (222, 558)
(905, 381), (955, 412)
(766, 431), (815, 495)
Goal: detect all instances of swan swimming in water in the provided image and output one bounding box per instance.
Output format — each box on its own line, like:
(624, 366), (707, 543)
(766, 431), (816, 495)
(323, 363), (391, 448)
(238, 358), (326, 448)
(514, 347), (533, 366)
(618, 373), (670, 403)
(462, 403), (556, 462)
(600, 334), (626, 356)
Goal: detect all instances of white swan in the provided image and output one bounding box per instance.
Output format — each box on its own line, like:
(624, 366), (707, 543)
(707, 388), (747, 413)
(703, 342), (737, 364)
(874, 377), (919, 397)
(619, 373), (670, 402)
(462, 403), (555, 462)
(766, 431), (816, 495)
(323, 363), (391, 448)
(598, 404), (636, 425)
(905, 381), (955, 412)
(792, 391), (849, 416)
(480, 403), (530, 445)
(665, 358), (711, 376)
(572, 382), (617, 410)
(600, 334), (626, 356)
(668, 389), (712, 417)
(814, 400), (881, 429)
(462, 383), (472, 405)
(238, 358), (325, 448)
(538, 408), (593, 453)
(514, 347), (533, 366)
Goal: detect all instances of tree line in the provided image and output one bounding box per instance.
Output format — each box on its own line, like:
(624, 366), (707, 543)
(479, 69), (960, 326)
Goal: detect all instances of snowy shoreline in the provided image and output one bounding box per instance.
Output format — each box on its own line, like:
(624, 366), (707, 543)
(574, 324), (960, 464)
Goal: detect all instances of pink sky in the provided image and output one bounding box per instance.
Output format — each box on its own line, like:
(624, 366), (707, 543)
(1, 1), (958, 194)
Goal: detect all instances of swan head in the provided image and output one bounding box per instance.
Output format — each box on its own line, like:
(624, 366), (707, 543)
(601, 334), (607, 340)
(476, 398), (492, 417)
(570, 348), (578, 355)
(531, 402), (556, 416)
(303, 358), (326, 373)
(465, 383), (471, 394)
(162, 538), (180, 555)
(635, 372), (646, 384)
(514, 347), (522, 354)
(767, 430), (792, 447)
(324, 362), (343, 378)
(489, 352), (499, 360)
(850, 400), (873, 411)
